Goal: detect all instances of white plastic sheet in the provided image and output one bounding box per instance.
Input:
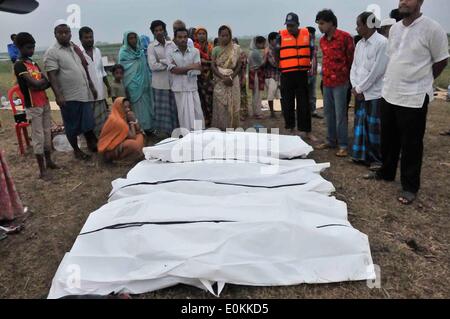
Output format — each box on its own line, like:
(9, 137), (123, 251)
(109, 159), (334, 201)
(144, 131), (314, 163)
(48, 133), (375, 298)
(48, 190), (375, 298)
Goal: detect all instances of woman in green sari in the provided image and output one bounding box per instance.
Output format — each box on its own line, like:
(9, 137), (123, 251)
(118, 31), (154, 133)
(211, 25), (242, 130)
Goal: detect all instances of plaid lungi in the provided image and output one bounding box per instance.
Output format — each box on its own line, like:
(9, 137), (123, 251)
(352, 98), (382, 164)
(92, 99), (109, 138)
(153, 88), (179, 135)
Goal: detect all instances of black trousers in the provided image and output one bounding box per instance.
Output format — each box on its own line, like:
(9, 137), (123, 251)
(280, 71), (311, 132)
(378, 96), (429, 194)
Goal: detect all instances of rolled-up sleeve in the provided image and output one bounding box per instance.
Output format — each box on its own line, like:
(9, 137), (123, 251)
(166, 51), (176, 72)
(430, 24), (450, 63)
(148, 45), (168, 72)
(43, 48), (59, 72)
(193, 48), (201, 64)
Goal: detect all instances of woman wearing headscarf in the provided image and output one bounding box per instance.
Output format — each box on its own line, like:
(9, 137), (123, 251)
(98, 97), (145, 161)
(194, 27), (214, 127)
(118, 31), (154, 134)
(211, 25), (242, 130)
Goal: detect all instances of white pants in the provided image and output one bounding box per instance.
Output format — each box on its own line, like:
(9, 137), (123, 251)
(265, 78), (281, 101)
(173, 91), (205, 132)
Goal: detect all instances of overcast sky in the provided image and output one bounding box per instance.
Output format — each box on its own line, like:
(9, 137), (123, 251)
(1, 0), (449, 52)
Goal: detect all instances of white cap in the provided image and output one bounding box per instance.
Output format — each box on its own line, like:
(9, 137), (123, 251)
(380, 18), (396, 27)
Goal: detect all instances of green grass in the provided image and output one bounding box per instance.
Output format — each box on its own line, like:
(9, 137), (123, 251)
(435, 64), (450, 89)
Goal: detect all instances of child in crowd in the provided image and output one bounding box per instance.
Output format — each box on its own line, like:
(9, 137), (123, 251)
(248, 36), (266, 119)
(13, 32), (59, 179)
(110, 64), (127, 103)
(265, 32), (281, 118)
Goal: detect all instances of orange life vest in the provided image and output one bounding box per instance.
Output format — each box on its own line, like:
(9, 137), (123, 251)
(279, 28), (311, 73)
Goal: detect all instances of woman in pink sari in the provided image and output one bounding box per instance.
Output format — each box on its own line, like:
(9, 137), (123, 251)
(0, 150), (24, 222)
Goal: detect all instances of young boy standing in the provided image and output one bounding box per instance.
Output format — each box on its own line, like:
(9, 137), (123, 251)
(265, 32), (281, 119)
(110, 64), (127, 103)
(14, 32), (59, 179)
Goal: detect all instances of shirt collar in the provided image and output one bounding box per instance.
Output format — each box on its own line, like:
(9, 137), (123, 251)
(407, 14), (425, 28)
(363, 31), (377, 44)
(56, 42), (72, 50)
(81, 46), (96, 53)
(174, 45), (191, 53)
(326, 29), (340, 41)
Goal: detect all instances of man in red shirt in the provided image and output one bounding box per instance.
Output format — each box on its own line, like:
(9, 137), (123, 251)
(315, 9), (355, 157)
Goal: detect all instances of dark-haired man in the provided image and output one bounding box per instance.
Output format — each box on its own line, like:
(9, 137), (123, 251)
(277, 12), (317, 142)
(315, 9), (355, 157)
(44, 24), (98, 160)
(79, 26), (111, 138)
(366, 0), (449, 205)
(350, 11), (388, 170)
(167, 28), (204, 132)
(148, 20), (179, 136)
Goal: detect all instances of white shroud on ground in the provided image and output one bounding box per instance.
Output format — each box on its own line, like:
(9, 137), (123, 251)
(48, 132), (375, 298)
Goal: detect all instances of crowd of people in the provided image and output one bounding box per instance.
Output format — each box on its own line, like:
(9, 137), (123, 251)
(1, 0), (449, 222)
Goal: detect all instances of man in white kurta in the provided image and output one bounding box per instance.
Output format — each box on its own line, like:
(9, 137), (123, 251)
(167, 28), (204, 132)
(80, 27), (111, 138)
(367, 0), (449, 205)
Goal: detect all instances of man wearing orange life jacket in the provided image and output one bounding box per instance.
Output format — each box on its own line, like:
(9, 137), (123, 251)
(277, 12), (318, 143)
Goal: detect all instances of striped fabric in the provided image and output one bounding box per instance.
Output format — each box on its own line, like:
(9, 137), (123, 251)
(153, 88), (179, 135)
(92, 99), (109, 138)
(352, 99), (382, 164)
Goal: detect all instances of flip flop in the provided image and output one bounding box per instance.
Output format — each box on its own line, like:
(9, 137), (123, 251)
(398, 191), (416, 205)
(439, 130), (450, 136)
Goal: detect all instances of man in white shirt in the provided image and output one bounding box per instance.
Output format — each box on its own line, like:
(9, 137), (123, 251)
(350, 11), (389, 170)
(167, 28), (204, 132)
(79, 26), (111, 138)
(148, 20), (179, 137)
(366, 0), (449, 205)
(165, 20), (195, 58)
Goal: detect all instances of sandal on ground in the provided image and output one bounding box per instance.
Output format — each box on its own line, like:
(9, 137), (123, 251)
(335, 149), (348, 157)
(398, 191), (416, 205)
(369, 163), (383, 171)
(439, 130), (450, 136)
